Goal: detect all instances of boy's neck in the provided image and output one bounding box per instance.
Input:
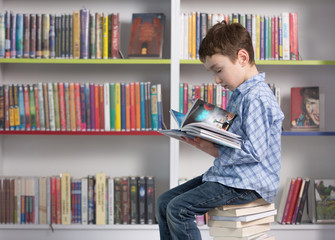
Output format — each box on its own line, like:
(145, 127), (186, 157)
(244, 64), (259, 81)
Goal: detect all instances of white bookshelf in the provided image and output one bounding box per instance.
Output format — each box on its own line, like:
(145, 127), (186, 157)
(1, 0), (335, 239)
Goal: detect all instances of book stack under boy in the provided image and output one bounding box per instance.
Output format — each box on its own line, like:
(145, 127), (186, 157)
(207, 199), (276, 240)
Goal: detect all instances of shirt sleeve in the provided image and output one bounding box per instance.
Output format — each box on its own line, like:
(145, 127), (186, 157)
(217, 95), (271, 166)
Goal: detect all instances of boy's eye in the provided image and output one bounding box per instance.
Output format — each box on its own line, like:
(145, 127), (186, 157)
(216, 69), (222, 73)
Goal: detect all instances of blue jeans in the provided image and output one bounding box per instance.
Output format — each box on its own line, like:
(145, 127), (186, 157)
(157, 175), (261, 240)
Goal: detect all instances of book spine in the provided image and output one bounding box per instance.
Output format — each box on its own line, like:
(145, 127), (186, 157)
(108, 178), (114, 224)
(292, 178), (305, 224)
(10, 13), (16, 58)
(80, 8), (89, 59)
(157, 84), (163, 130)
(94, 84), (100, 131)
(81, 177), (88, 224)
(42, 14), (50, 58)
(35, 14), (42, 58)
(121, 83), (126, 131)
(125, 83), (130, 131)
(111, 13), (119, 59)
(295, 179), (310, 224)
(43, 83), (50, 130)
(129, 176), (138, 224)
(146, 176), (155, 224)
(58, 83), (66, 131)
(64, 83), (70, 131)
(88, 176), (95, 224)
(135, 82), (141, 131)
(29, 85), (36, 130)
(96, 13), (103, 59)
(49, 15), (56, 58)
(53, 83), (60, 131)
(150, 85), (158, 130)
(121, 177), (130, 224)
(96, 173), (106, 225)
(13, 84), (20, 129)
(75, 83), (81, 131)
(85, 83), (91, 131)
(281, 178), (295, 224)
(104, 83), (110, 131)
(0, 14), (5, 58)
(61, 172), (71, 224)
(115, 83), (121, 131)
(90, 83), (95, 130)
(130, 82), (135, 131)
(138, 176), (146, 224)
(140, 82), (146, 131)
(145, 82), (151, 130)
(33, 84), (40, 130)
(99, 84), (105, 131)
(103, 15), (108, 59)
(89, 13), (96, 59)
(110, 83), (115, 131)
(80, 84), (87, 131)
(37, 83), (45, 130)
(73, 11), (80, 59)
(69, 83), (76, 131)
(113, 177), (122, 224)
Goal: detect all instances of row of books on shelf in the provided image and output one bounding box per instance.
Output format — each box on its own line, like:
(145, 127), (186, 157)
(180, 12), (299, 61)
(208, 199), (276, 240)
(277, 178), (335, 224)
(0, 174), (156, 225)
(0, 8), (120, 59)
(179, 82), (280, 114)
(0, 82), (164, 132)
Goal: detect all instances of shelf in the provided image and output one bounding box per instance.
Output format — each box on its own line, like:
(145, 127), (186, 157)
(0, 130), (163, 136)
(180, 60), (335, 65)
(0, 58), (171, 65)
(0, 224), (159, 230)
(282, 131), (335, 136)
(271, 222), (335, 230)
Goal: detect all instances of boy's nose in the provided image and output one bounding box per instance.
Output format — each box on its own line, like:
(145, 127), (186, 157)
(214, 76), (221, 84)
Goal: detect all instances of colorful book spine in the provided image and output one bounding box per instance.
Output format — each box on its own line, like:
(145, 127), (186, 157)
(115, 83), (121, 131)
(90, 83), (95, 130)
(35, 14), (42, 58)
(75, 83), (82, 131)
(37, 83), (45, 130)
(42, 14), (50, 58)
(89, 13), (96, 59)
(69, 83), (76, 131)
(140, 82), (146, 131)
(29, 85), (37, 130)
(58, 83), (66, 131)
(150, 85), (158, 131)
(157, 84), (162, 130)
(125, 83), (130, 131)
(80, 84), (87, 131)
(99, 84), (104, 131)
(0, 14), (5, 58)
(47, 83), (55, 131)
(85, 83), (91, 131)
(49, 14), (56, 58)
(96, 13), (103, 59)
(130, 82), (135, 131)
(80, 8), (89, 59)
(17, 85), (25, 130)
(103, 15), (108, 59)
(121, 83), (126, 131)
(64, 83), (70, 131)
(33, 84), (40, 130)
(111, 13), (119, 59)
(72, 11), (80, 59)
(43, 83), (50, 130)
(109, 83), (115, 131)
(10, 13), (16, 58)
(53, 83), (60, 131)
(104, 83), (110, 131)
(135, 82), (141, 131)
(94, 84), (100, 131)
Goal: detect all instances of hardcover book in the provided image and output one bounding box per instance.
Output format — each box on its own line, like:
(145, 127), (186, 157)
(128, 13), (165, 58)
(159, 99), (242, 149)
(314, 179), (335, 223)
(291, 87), (319, 130)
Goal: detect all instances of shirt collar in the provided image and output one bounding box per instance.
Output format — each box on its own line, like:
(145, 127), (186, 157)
(234, 72), (265, 94)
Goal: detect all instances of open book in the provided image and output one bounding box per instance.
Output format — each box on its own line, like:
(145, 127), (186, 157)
(159, 99), (242, 149)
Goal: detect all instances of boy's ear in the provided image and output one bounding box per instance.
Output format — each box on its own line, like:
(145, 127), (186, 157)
(237, 49), (249, 66)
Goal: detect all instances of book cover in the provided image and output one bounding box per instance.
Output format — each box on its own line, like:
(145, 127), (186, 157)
(276, 177), (292, 223)
(208, 215), (274, 229)
(209, 223), (270, 237)
(128, 13), (165, 58)
(291, 87), (319, 130)
(159, 99), (241, 149)
(285, 177), (302, 224)
(210, 203), (275, 218)
(281, 178), (296, 224)
(217, 198), (269, 211)
(295, 178), (310, 224)
(314, 179), (335, 223)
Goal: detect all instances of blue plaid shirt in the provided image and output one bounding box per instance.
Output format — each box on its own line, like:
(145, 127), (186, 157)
(203, 72), (284, 203)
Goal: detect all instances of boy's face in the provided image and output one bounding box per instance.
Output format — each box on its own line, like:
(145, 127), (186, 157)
(203, 54), (245, 91)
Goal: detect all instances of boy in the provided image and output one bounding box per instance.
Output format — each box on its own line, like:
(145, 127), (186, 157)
(157, 21), (284, 240)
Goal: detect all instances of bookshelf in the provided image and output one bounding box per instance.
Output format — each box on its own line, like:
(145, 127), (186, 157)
(1, 0), (335, 240)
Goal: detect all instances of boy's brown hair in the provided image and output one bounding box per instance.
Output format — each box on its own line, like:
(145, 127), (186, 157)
(199, 21), (255, 65)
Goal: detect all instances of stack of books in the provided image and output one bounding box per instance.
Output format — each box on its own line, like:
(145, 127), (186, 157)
(207, 199), (276, 240)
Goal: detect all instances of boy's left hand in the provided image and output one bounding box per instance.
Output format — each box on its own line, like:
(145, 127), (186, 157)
(181, 137), (219, 158)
